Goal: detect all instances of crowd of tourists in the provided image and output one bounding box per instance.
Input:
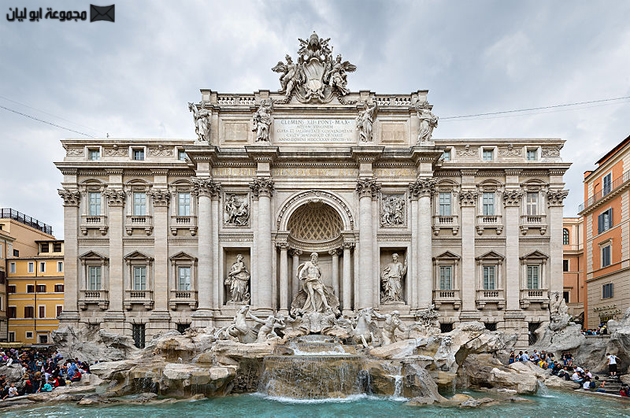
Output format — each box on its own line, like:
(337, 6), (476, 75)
(0, 347), (91, 399)
(508, 349), (628, 396)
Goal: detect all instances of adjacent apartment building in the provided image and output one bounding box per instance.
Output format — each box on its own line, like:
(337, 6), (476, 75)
(562, 217), (584, 319)
(578, 134), (630, 329)
(0, 208), (61, 343)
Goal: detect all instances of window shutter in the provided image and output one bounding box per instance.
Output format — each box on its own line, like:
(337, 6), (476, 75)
(598, 213), (602, 234)
(609, 208), (613, 227)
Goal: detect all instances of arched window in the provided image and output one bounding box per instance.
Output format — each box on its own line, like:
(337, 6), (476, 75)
(563, 228), (570, 245)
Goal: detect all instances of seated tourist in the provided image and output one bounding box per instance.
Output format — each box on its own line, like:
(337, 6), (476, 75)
(582, 377), (591, 390)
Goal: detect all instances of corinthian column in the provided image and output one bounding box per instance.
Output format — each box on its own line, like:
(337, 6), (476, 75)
(459, 189), (477, 313)
(191, 177), (220, 327)
(104, 188), (126, 318)
(356, 178), (380, 309)
(58, 189), (81, 323)
(503, 188), (523, 311)
(410, 178), (435, 309)
(547, 189), (569, 296)
(250, 178), (274, 311)
(149, 189), (170, 316)
(342, 242), (354, 313)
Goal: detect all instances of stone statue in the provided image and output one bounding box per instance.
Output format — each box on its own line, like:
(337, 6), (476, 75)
(247, 311), (286, 343)
(381, 195), (405, 226)
(217, 305), (254, 343)
(224, 194), (249, 226)
(252, 98), (273, 142)
(374, 310), (407, 345)
(410, 304), (441, 337)
(297, 252), (331, 313)
(415, 102), (438, 143)
(350, 308), (381, 348)
(188, 102), (211, 142)
(549, 291), (571, 331)
(272, 55), (304, 98)
(380, 253), (407, 303)
(324, 54), (356, 96)
(225, 254), (250, 303)
(356, 101), (377, 142)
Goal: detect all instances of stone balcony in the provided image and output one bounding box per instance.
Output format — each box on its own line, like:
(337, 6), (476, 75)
(520, 289), (549, 309)
(124, 289), (154, 310)
(520, 214), (547, 234)
(78, 289), (109, 310)
(433, 289), (461, 309)
(432, 215), (459, 235)
(170, 215), (198, 236)
(476, 289), (505, 309)
(169, 290), (198, 310)
(476, 215), (503, 235)
(80, 214), (108, 235)
(125, 215), (153, 235)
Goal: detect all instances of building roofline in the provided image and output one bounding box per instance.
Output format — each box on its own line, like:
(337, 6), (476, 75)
(585, 134), (630, 180)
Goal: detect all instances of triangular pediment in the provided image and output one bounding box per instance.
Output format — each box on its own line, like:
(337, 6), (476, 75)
(79, 250), (108, 261)
(433, 251), (460, 261)
(520, 250), (548, 260)
(124, 250), (153, 261)
(476, 250), (504, 261)
(169, 251), (197, 262)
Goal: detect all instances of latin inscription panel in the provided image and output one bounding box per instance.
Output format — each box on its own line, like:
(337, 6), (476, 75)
(274, 118), (355, 142)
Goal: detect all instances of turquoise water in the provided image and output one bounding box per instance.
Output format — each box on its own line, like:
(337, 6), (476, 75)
(5, 390), (630, 418)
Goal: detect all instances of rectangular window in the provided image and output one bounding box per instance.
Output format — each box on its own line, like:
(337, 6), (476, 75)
(563, 291), (570, 303)
(54, 284), (64, 292)
(7, 285), (16, 294)
(482, 149), (493, 161)
(25, 331), (33, 340)
(56, 305), (63, 317)
(602, 245), (611, 268)
(53, 242), (62, 252)
(9, 262), (16, 274)
(36, 284), (46, 293)
(8, 332), (15, 342)
(482, 193), (495, 216)
(41, 242), (49, 253)
(438, 193), (451, 216)
(527, 265), (540, 289)
(40, 262), (46, 273)
(441, 150), (451, 161)
(133, 192), (146, 216)
(597, 208), (613, 234)
(603, 283), (614, 299)
(27, 284), (34, 293)
(439, 266), (452, 290)
(38, 306), (45, 319)
(7, 307), (16, 319)
(603, 173), (612, 196)
(57, 261), (63, 272)
(483, 266), (496, 290)
(88, 149), (100, 161)
(133, 266), (147, 291)
(526, 192), (538, 215)
(88, 266), (102, 290)
(527, 149), (537, 161)
(178, 192), (191, 216)
(178, 150), (187, 161)
(132, 324), (146, 349)
(13, 249), (19, 257)
(24, 306), (34, 318)
(88, 192), (102, 216)
(28, 262), (34, 273)
(563, 260), (569, 272)
(132, 148), (145, 161)
(178, 267), (191, 291)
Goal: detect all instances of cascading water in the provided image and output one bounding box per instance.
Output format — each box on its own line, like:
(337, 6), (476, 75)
(258, 335), (367, 399)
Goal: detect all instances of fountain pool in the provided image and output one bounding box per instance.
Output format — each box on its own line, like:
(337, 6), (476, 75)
(6, 390), (629, 417)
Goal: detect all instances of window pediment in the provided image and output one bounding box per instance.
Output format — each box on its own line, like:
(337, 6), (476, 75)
(79, 250), (108, 262)
(170, 251), (197, 262)
(519, 250), (548, 261)
(433, 251), (460, 261)
(476, 250), (504, 262)
(124, 250), (154, 262)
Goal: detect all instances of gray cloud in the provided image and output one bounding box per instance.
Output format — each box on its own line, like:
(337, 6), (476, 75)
(1, 0), (629, 238)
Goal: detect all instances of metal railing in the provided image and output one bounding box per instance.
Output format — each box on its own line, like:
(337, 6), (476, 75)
(0, 208), (53, 235)
(579, 169), (630, 212)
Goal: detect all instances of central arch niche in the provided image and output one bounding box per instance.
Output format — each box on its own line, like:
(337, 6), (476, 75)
(287, 202), (343, 252)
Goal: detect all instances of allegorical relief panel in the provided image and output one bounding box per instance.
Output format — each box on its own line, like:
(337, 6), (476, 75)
(380, 194), (406, 227)
(224, 194), (250, 227)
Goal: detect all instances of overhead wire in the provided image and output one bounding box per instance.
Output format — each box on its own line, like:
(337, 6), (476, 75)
(0, 104), (95, 138)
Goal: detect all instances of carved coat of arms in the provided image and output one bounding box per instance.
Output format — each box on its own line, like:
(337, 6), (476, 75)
(272, 32), (356, 104)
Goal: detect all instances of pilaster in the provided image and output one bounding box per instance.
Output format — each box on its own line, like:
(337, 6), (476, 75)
(58, 189), (81, 322)
(503, 188), (523, 311)
(356, 178), (380, 309)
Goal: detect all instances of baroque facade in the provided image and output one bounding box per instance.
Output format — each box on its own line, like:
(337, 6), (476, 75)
(56, 34), (569, 346)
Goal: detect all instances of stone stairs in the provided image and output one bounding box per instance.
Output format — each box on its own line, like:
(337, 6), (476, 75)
(590, 373), (623, 394)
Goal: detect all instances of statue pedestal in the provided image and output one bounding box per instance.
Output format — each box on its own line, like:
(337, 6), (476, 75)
(378, 302), (410, 316)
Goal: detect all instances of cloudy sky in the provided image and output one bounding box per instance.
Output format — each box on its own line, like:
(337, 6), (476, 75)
(1, 0), (629, 239)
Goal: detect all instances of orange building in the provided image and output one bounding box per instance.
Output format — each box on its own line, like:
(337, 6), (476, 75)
(562, 217), (584, 320)
(578, 134), (630, 329)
